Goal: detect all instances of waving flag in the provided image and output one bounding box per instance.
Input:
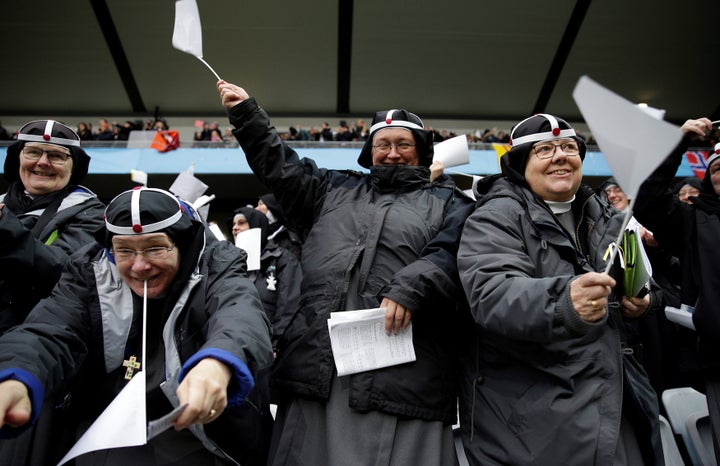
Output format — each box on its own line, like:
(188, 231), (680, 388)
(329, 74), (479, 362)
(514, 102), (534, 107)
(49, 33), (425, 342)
(172, 0), (221, 80)
(685, 150), (709, 179)
(491, 143), (511, 170)
(573, 75), (683, 272)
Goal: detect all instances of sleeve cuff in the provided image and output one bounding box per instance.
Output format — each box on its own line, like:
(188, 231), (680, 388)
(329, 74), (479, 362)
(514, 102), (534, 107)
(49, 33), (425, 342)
(178, 349), (255, 407)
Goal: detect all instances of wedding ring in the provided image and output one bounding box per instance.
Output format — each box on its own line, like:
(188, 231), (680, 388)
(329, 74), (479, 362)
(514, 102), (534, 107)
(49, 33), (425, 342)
(591, 300), (599, 311)
(209, 408), (217, 417)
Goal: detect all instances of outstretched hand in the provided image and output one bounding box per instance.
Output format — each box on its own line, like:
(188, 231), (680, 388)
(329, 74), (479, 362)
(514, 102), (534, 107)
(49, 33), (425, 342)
(174, 358), (231, 430)
(0, 380), (32, 429)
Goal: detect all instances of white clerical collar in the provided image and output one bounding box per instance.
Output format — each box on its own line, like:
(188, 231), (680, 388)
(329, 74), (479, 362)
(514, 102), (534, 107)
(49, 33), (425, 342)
(545, 195), (575, 214)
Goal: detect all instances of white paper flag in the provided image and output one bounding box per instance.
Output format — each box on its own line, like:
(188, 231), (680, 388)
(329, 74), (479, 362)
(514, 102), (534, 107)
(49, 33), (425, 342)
(235, 228), (262, 271)
(57, 372), (147, 465)
(172, 0), (221, 80)
(172, 0), (203, 57)
(433, 135), (469, 168)
(130, 169), (148, 186)
(572, 76), (683, 200)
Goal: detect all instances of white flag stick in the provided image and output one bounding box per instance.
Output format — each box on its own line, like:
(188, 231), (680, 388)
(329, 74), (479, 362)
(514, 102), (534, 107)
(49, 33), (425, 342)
(142, 280), (148, 372)
(197, 56), (221, 81)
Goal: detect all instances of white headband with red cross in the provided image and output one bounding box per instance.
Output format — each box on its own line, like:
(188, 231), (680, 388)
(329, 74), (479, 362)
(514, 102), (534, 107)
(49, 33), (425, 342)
(105, 187), (183, 235)
(510, 114), (577, 147)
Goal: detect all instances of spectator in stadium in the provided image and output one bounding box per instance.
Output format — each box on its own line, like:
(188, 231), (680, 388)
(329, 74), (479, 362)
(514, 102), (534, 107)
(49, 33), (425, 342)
(457, 113), (662, 465)
(0, 187), (273, 465)
(218, 79), (474, 466)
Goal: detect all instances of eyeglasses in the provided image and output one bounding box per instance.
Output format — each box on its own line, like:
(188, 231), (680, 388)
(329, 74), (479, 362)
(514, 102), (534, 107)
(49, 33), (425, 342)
(22, 147), (71, 165)
(532, 140), (580, 159)
(112, 245), (176, 262)
(371, 142), (416, 155)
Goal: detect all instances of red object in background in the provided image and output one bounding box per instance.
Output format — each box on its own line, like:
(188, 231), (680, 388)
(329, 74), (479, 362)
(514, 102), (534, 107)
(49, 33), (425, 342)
(151, 130), (180, 152)
(685, 150), (709, 179)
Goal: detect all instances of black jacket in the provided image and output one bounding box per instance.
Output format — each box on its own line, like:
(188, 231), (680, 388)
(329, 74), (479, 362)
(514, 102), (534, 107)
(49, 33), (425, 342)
(634, 140), (720, 366)
(227, 98), (475, 423)
(0, 234), (273, 465)
(0, 186), (105, 333)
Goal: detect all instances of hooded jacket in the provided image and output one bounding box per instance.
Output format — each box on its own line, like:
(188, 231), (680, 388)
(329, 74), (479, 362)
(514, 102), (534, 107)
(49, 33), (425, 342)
(227, 98), (475, 423)
(0, 185), (105, 333)
(457, 175), (662, 465)
(0, 232), (273, 465)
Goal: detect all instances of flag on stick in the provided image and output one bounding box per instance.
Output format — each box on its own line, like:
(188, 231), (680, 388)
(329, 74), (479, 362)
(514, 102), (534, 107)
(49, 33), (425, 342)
(172, 0), (221, 80)
(572, 75), (683, 272)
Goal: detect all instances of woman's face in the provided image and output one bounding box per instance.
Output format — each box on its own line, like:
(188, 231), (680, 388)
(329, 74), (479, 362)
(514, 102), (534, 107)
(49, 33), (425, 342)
(19, 142), (74, 196)
(112, 233), (180, 299)
(231, 214), (250, 241)
(677, 184), (701, 204)
(524, 138), (582, 202)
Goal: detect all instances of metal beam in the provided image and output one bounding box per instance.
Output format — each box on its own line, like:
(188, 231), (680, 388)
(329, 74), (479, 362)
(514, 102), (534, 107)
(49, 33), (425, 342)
(89, 0), (146, 113)
(532, 0), (592, 115)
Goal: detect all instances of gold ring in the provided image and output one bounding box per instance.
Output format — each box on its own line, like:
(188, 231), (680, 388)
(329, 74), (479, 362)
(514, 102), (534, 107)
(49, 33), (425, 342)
(591, 300), (599, 311)
(209, 409), (217, 417)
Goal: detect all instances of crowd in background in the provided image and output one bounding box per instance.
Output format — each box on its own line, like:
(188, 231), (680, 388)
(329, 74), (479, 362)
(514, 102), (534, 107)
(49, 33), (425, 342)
(0, 103), (719, 465)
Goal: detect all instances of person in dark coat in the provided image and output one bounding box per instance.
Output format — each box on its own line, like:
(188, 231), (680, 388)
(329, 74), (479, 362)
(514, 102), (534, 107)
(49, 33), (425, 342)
(255, 193), (303, 260)
(672, 176), (703, 204)
(229, 206), (302, 352)
(0, 119), (105, 466)
(0, 120), (105, 334)
(218, 79), (475, 466)
(635, 120), (720, 462)
(457, 114), (663, 465)
(0, 187), (273, 465)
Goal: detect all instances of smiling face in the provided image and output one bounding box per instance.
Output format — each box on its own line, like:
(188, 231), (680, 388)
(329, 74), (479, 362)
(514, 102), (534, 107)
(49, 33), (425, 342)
(112, 233), (180, 298)
(524, 138), (582, 202)
(604, 185), (629, 211)
(19, 142), (74, 195)
(371, 128), (420, 166)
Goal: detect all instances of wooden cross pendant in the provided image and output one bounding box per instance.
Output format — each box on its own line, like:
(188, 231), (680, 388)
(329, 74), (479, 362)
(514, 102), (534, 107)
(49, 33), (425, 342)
(122, 355), (141, 380)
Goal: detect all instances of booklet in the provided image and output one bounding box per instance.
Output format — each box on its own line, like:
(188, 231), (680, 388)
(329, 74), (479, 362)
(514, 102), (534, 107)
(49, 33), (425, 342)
(327, 307), (416, 376)
(621, 219), (652, 298)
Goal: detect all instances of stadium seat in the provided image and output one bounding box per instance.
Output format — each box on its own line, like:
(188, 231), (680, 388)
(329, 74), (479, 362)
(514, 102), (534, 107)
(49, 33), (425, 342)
(663, 387), (710, 466)
(685, 412), (717, 466)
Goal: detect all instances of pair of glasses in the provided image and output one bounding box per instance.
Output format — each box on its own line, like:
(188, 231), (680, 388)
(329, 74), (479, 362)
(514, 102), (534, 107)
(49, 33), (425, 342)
(372, 142), (416, 154)
(532, 140), (580, 159)
(22, 147), (70, 165)
(112, 245), (176, 262)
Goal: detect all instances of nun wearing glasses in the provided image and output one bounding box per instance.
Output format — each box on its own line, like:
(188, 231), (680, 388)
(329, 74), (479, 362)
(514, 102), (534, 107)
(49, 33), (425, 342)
(457, 114), (662, 465)
(0, 187), (273, 465)
(0, 120), (105, 335)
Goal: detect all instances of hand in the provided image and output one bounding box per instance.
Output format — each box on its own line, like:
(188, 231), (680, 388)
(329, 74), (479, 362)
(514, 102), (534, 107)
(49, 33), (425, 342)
(217, 80), (250, 109)
(381, 297), (412, 334)
(0, 380), (32, 429)
(621, 295), (650, 318)
(429, 160), (445, 182)
(174, 358), (231, 430)
(680, 117), (712, 140)
(570, 272), (616, 322)
(640, 227), (658, 248)
(0, 203), (4, 219)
